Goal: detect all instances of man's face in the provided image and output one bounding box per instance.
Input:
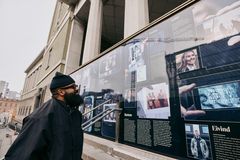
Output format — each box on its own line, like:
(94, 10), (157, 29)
(60, 84), (83, 107)
(194, 130), (200, 137)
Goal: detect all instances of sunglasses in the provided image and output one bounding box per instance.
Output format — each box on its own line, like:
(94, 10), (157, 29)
(60, 84), (78, 90)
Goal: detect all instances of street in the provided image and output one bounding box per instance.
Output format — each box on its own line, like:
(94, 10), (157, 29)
(0, 126), (17, 158)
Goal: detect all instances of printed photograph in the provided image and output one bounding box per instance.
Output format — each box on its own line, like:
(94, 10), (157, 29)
(83, 96), (94, 132)
(185, 124), (212, 160)
(137, 83), (170, 119)
(176, 48), (200, 74)
(197, 81), (240, 110)
(103, 103), (117, 123)
(128, 42), (145, 72)
(99, 53), (120, 78)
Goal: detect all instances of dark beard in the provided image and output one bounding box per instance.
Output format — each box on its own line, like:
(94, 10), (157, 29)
(64, 93), (83, 108)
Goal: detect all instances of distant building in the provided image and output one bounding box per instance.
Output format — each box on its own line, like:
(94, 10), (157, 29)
(0, 80), (20, 100)
(0, 80), (9, 98)
(0, 98), (18, 123)
(6, 91), (20, 100)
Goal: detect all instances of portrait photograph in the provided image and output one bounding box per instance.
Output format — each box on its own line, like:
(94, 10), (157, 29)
(176, 48), (200, 74)
(185, 124), (212, 160)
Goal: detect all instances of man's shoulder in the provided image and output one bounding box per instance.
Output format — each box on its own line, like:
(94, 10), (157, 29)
(200, 138), (206, 142)
(191, 137), (196, 141)
(30, 99), (56, 118)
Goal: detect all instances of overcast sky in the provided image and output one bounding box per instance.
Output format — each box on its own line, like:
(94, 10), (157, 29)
(0, 0), (57, 93)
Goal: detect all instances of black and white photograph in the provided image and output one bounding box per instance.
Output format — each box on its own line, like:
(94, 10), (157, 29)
(128, 42), (145, 72)
(195, 81), (240, 110)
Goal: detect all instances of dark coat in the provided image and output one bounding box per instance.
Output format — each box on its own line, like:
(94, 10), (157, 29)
(5, 98), (83, 160)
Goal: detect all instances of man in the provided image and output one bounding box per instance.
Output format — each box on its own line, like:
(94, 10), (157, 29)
(5, 72), (84, 160)
(190, 130), (209, 160)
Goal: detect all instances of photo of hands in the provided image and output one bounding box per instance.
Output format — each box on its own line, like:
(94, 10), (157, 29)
(179, 83), (206, 119)
(178, 81), (240, 122)
(195, 81), (240, 110)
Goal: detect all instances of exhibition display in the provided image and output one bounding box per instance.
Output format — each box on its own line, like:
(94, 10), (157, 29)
(71, 0), (240, 159)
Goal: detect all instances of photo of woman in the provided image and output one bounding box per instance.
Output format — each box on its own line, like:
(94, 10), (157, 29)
(176, 49), (200, 73)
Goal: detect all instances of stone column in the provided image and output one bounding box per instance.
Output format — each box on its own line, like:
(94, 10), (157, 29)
(82, 0), (103, 64)
(64, 17), (85, 74)
(124, 0), (149, 38)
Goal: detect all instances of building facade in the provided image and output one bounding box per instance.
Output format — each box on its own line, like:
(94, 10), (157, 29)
(0, 98), (18, 124)
(15, 0), (240, 159)
(15, 0), (185, 124)
(14, 48), (44, 125)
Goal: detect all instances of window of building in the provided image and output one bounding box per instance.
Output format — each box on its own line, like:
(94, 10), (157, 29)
(28, 107), (31, 115)
(46, 48), (53, 69)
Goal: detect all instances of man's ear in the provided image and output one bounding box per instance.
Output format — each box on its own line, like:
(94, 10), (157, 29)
(57, 89), (65, 96)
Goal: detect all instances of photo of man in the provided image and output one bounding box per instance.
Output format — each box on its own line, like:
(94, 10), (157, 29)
(185, 124), (212, 160)
(191, 129), (209, 159)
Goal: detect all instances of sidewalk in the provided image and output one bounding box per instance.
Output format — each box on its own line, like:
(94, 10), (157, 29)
(83, 134), (177, 160)
(0, 127), (18, 158)
(0, 129), (178, 160)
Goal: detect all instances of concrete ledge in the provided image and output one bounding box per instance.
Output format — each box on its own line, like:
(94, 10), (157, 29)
(83, 134), (177, 160)
(83, 143), (119, 160)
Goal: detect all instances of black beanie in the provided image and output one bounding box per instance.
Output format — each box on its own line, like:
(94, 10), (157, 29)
(50, 72), (75, 91)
